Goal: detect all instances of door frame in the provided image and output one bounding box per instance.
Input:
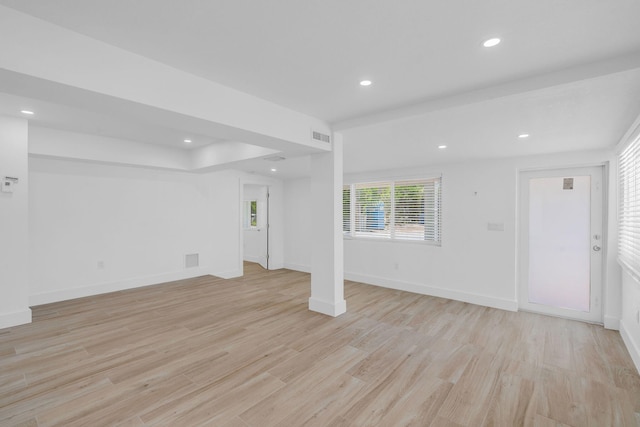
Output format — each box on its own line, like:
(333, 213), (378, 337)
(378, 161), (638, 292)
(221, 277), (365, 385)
(240, 182), (270, 271)
(517, 164), (606, 323)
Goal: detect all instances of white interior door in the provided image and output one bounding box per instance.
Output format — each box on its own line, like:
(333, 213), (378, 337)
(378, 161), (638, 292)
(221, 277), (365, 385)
(242, 184), (269, 269)
(518, 166), (603, 322)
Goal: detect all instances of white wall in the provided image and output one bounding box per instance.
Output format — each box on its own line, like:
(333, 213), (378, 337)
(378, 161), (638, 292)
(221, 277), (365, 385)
(28, 156), (243, 305)
(284, 149), (621, 319)
(283, 178), (312, 273)
(0, 116), (31, 328)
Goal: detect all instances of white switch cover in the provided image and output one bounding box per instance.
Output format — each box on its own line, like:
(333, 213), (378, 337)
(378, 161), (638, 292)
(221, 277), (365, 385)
(1, 180), (14, 193)
(487, 222), (504, 231)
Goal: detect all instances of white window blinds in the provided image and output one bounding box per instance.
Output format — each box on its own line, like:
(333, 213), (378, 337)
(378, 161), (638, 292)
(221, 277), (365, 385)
(423, 178), (442, 242)
(354, 182), (392, 238)
(619, 134), (640, 278)
(344, 177), (442, 244)
(342, 185), (350, 233)
(394, 179), (441, 241)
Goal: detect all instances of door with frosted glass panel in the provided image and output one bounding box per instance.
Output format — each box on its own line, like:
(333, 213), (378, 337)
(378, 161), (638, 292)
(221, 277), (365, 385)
(518, 167), (603, 322)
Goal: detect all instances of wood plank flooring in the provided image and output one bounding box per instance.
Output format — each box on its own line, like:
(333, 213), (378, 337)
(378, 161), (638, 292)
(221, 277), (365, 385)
(1, 262), (639, 426)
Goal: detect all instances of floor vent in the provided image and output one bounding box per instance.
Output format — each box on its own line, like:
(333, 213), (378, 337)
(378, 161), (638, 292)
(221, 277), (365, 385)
(312, 130), (331, 144)
(185, 253), (199, 268)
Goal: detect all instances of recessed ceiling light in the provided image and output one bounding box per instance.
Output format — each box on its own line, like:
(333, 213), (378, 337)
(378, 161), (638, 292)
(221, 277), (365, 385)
(20, 110), (34, 115)
(518, 134), (530, 139)
(183, 139), (192, 143)
(270, 168), (277, 172)
(359, 80), (372, 87)
(483, 38), (501, 48)
(438, 145), (447, 149)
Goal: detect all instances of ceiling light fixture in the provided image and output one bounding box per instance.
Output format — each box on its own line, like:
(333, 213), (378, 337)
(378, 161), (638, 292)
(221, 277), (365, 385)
(359, 80), (372, 87)
(483, 38), (501, 48)
(183, 139), (192, 143)
(270, 168), (277, 172)
(20, 110), (34, 115)
(438, 145), (447, 149)
(518, 134), (530, 139)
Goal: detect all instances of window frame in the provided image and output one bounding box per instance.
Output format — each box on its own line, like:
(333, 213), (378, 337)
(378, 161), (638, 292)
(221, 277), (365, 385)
(243, 200), (259, 229)
(342, 176), (442, 245)
(619, 130), (640, 280)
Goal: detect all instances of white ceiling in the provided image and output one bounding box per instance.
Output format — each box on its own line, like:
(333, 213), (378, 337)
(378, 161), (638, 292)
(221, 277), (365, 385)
(1, 1), (640, 178)
(0, 92), (223, 150)
(342, 69), (640, 174)
(3, 0), (640, 123)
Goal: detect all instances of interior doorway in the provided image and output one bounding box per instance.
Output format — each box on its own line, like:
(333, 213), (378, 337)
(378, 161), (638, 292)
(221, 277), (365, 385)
(242, 184), (269, 269)
(518, 166), (604, 323)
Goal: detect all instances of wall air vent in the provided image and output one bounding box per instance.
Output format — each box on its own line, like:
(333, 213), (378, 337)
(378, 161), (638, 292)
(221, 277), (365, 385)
(185, 253), (199, 268)
(312, 130), (331, 144)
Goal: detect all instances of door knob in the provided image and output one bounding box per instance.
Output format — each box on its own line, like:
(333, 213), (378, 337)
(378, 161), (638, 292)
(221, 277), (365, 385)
(593, 245), (601, 251)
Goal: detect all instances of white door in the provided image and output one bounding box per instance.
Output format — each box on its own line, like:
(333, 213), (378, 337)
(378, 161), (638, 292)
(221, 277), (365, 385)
(518, 166), (603, 322)
(242, 184), (269, 269)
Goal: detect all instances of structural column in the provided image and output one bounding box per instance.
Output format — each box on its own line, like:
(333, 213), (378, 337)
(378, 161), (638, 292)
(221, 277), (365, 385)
(0, 116), (31, 328)
(309, 133), (346, 316)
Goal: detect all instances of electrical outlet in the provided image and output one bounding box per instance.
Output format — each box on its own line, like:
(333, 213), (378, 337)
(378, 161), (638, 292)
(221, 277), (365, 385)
(97, 261), (104, 270)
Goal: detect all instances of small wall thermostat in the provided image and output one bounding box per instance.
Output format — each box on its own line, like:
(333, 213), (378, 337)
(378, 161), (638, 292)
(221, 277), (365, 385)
(1, 177), (19, 193)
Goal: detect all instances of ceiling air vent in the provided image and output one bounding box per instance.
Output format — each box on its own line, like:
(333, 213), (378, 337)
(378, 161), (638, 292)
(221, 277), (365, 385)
(312, 130), (331, 144)
(263, 155), (286, 162)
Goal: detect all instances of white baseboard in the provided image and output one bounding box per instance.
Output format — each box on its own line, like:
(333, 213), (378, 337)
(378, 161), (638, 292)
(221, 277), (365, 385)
(620, 319), (640, 374)
(215, 269), (243, 279)
(283, 265), (517, 312)
(604, 315), (621, 331)
(242, 259), (284, 271)
(29, 267), (216, 306)
(344, 272), (518, 312)
(283, 262), (311, 273)
(308, 297), (347, 317)
(0, 308), (32, 329)
(267, 261), (284, 270)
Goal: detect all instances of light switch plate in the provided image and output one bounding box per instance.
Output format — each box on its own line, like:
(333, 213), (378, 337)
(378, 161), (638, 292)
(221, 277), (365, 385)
(1, 180), (14, 193)
(488, 222), (504, 231)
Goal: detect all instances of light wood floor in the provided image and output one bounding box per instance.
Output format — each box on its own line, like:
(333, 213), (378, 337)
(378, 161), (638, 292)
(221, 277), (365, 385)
(1, 263), (639, 426)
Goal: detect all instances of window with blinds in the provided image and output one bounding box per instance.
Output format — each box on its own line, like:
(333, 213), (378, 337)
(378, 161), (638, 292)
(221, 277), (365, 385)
(342, 185), (350, 233)
(619, 134), (640, 278)
(343, 177), (442, 244)
(354, 182), (392, 238)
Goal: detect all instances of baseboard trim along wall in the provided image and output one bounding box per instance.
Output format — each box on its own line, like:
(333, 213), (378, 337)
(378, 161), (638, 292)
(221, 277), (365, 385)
(345, 272), (519, 312)
(283, 262), (311, 273)
(603, 315), (621, 331)
(308, 297), (347, 317)
(620, 319), (640, 375)
(0, 309), (32, 329)
(29, 267), (220, 306)
(284, 264), (517, 312)
(215, 269), (243, 279)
